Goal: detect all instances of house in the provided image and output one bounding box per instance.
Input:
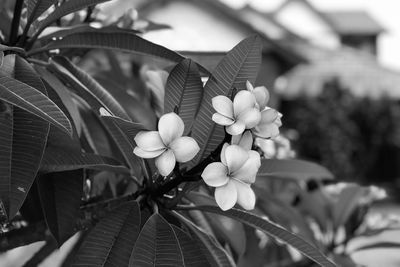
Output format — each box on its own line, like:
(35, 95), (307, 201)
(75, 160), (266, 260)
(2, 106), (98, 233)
(134, 0), (305, 106)
(272, 0), (385, 55)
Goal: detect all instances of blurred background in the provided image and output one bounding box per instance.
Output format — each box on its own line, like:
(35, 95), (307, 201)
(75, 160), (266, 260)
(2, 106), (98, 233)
(94, 0), (400, 189)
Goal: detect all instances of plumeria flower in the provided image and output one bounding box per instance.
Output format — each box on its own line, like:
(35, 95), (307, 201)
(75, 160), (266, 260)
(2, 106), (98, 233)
(212, 90), (261, 135)
(201, 144), (261, 211)
(252, 107), (282, 139)
(133, 112), (200, 176)
(246, 81), (270, 110)
(231, 130), (253, 151)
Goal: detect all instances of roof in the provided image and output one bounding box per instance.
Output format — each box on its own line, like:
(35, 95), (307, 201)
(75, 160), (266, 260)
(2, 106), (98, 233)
(276, 40), (400, 99)
(322, 11), (385, 35)
(136, 0), (305, 66)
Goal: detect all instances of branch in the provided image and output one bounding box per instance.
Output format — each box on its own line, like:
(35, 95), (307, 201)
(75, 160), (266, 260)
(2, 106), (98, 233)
(0, 221), (48, 252)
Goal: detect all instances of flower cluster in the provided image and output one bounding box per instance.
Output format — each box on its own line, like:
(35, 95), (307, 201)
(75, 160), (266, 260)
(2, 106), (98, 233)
(133, 81), (281, 211)
(212, 81), (282, 138)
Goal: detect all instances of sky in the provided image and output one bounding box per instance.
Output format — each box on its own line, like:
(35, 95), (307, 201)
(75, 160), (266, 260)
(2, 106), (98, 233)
(221, 0), (400, 71)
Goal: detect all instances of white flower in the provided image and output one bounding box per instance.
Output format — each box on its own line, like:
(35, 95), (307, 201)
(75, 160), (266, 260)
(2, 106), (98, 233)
(231, 130), (253, 151)
(133, 112), (200, 176)
(252, 108), (282, 139)
(246, 81), (270, 110)
(201, 144), (261, 211)
(212, 90), (261, 135)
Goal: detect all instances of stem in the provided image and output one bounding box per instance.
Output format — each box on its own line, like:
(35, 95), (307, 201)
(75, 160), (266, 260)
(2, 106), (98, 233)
(9, 0), (24, 45)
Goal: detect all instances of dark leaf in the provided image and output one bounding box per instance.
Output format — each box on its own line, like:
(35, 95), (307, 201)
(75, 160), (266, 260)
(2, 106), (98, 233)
(174, 211), (236, 267)
(40, 146), (129, 174)
(1, 56), (50, 219)
(129, 213), (185, 267)
(171, 225), (210, 267)
(190, 36), (262, 165)
(164, 58), (203, 135)
(187, 191), (247, 258)
(187, 206), (337, 267)
(257, 159), (334, 181)
(27, 0), (55, 26)
(34, 0), (111, 36)
(29, 31), (185, 64)
(53, 56), (131, 121)
(37, 170), (83, 246)
(99, 116), (142, 180)
(102, 115), (144, 146)
(352, 241), (400, 252)
(35, 66), (82, 135)
(0, 73), (72, 136)
(332, 185), (368, 229)
(71, 201), (141, 266)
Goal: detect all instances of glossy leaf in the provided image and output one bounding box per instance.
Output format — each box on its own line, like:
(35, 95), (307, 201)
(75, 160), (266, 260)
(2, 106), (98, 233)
(29, 31), (185, 64)
(0, 74), (72, 136)
(332, 185), (368, 229)
(34, 0), (111, 36)
(102, 115), (145, 146)
(130, 213), (185, 266)
(40, 146), (129, 174)
(2, 56), (51, 219)
(257, 159), (334, 181)
(53, 56), (131, 121)
(27, 0), (55, 25)
(191, 36), (262, 164)
(187, 206), (337, 267)
(71, 201), (141, 266)
(174, 211), (236, 267)
(0, 101), (13, 219)
(37, 170), (83, 246)
(187, 191), (247, 257)
(164, 58), (203, 135)
(171, 225), (210, 267)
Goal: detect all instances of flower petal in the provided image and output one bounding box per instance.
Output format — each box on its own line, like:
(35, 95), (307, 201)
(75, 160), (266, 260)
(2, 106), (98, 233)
(133, 147), (165, 158)
(232, 150), (261, 183)
(260, 108), (278, 124)
(233, 90), (256, 117)
(212, 96), (234, 118)
(170, 136), (200, 162)
(231, 131), (253, 151)
(232, 180), (256, 210)
(224, 144), (249, 173)
(134, 131), (165, 151)
(201, 162), (229, 187)
(220, 143), (229, 166)
(226, 121), (245, 135)
(215, 181), (238, 211)
(155, 149), (176, 176)
(253, 86), (269, 110)
(246, 80), (254, 91)
(212, 113), (235, 126)
(253, 123), (280, 139)
(237, 108), (261, 129)
(158, 112), (184, 145)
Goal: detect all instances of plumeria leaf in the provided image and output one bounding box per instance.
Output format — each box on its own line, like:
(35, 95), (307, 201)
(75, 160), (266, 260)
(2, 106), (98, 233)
(187, 191), (247, 257)
(332, 185), (369, 229)
(170, 225), (210, 267)
(130, 213), (185, 266)
(0, 71), (72, 136)
(191, 36), (262, 165)
(0, 51), (3, 67)
(174, 211), (236, 267)
(29, 31), (185, 64)
(26, 0), (56, 28)
(257, 159), (334, 181)
(71, 201), (141, 266)
(183, 206), (337, 267)
(53, 56), (131, 121)
(34, 0), (111, 37)
(40, 146), (129, 174)
(164, 59), (203, 135)
(37, 170), (83, 246)
(352, 242), (400, 252)
(102, 115), (145, 146)
(0, 56), (51, 220)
